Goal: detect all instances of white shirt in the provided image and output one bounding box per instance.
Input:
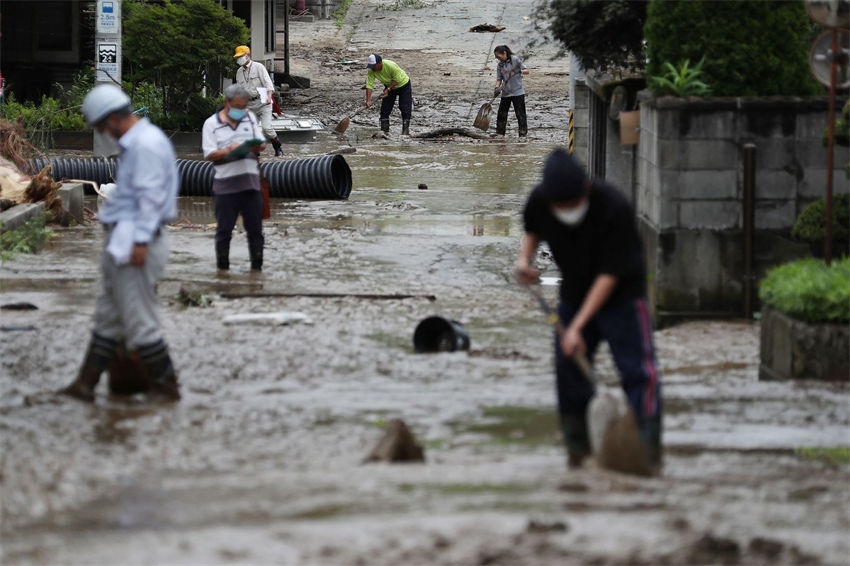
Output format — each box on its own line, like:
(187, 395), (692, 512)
(236, 61), (274, 101)
(201, 110), (263, 194)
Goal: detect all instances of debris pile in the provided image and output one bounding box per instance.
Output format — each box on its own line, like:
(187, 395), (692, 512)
(0, 118), (73, 225)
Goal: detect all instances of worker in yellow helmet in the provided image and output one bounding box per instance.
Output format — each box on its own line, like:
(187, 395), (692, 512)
(233, 45), (283, 157)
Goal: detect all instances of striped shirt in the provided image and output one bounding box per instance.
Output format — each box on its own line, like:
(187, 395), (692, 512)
(201, 110), (263, 195)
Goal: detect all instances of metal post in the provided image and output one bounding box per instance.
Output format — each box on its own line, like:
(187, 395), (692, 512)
(743, 143), (757, 319)
(824, 28), (839, 266)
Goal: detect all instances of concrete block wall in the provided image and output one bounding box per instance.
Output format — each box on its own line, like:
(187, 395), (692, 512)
(637, 95), (847, 233)
(634, 94), (848, 321)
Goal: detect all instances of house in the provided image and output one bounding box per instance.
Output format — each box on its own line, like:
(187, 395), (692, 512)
(0, 0), (286, 104)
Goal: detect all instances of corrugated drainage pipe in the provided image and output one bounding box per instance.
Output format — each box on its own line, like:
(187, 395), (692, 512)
(28, 155), (352, 200)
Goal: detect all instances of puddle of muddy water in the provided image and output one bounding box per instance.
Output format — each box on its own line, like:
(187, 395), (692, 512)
(173, 140), (558, 240)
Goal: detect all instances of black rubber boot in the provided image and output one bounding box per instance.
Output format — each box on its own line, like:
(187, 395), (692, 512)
(59, 333), (118, 402)
(380, 118), (390, 134)
(250, 253), (263, 272)
(249, 242), (263, 272)
(271, 137), (283, 157)
(516, 95), (528, 136)
(638, 412), (663, 471)
(495, 107), (509, 136)
(560, 411), (591, 469)
(138, 340), (180, 402)
(215, 243), (229, 271)
(402, 120), (410, 135)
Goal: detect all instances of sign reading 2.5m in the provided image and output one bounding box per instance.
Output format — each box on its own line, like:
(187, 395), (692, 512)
(96, 0), (121, 35)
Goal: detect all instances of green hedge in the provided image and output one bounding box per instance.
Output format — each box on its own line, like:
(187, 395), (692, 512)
(644, 0), (822, 96)
(759, 257), (850, 323)
(792, 193), (850, 244)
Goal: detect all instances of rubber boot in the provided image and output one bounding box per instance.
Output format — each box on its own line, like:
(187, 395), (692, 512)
(516, 96), (528, 137)
(250, 249), (263, 272)
(58, 333), (118, 402)
(380, 118), (390, 134)
(560, 411), (591, 469)
(138, 339), (180, 402)
(215, 243), (229, 271)
(495, 107), (509, 136)
(402, 120), (410, 136)
(638, 412), (663, 472)
(271, 137), (283, 158)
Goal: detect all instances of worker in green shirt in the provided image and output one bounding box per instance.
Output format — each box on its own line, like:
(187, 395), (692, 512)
(365, 54), (413, 136)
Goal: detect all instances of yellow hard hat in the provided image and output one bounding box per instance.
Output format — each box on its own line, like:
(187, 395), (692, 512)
(233, 45), (250, 58)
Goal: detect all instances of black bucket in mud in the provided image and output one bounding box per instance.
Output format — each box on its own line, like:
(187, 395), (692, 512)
(413, 316), (470, 353)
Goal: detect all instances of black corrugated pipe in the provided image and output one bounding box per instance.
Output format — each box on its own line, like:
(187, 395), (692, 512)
(28, 155), (353, 200)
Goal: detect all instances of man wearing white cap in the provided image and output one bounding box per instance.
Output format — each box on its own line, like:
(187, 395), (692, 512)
(234, 45), (283, 157)
(365, 54), (413, 135)
(59, 83), (181, 403)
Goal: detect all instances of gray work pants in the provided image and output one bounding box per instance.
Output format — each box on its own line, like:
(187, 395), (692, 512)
(248, 100), (278, 141)
(93, 229), (168, 349)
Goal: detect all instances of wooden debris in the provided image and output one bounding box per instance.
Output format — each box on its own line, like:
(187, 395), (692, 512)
(469, 23), (506, 33)
(364, 418), (425, 463)
(411, 127), (490, 140)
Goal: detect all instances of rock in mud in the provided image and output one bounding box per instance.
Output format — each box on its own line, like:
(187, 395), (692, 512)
(364, 418), (425, 463)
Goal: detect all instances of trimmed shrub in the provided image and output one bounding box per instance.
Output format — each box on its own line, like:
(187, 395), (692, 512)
(758, 257), (850, 323)
(644, 0), (822, 96)
(792, 193), (850, 244)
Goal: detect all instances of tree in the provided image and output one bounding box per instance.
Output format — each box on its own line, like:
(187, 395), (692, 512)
(644, 0), (822, 96)
(533, 0), (648, 73)
(123, 0), (249, 119)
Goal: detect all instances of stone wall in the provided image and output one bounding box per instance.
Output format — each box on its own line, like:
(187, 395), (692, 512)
(636, 95), (848, 322)
(759, 306), (850, 382)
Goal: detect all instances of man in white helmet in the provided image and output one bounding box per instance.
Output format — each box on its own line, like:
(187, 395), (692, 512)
(59, 83), (181, 403)
(233, 45), (283, 157)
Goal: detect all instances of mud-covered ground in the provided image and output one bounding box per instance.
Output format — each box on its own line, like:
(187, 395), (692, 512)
(2, 1), (849, 564)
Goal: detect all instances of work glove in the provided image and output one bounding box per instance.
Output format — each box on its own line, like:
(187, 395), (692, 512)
(493, 87), (501, 97)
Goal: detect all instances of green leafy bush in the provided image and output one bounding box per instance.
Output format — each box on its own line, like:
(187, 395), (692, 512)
(792, 193), (850, 243)
(123, 0), (249, 119)
(758, 257), (850, 323)
(644, 0), (822, 97)
(647, 58), (711, 97)
(0, 212), (54, 263)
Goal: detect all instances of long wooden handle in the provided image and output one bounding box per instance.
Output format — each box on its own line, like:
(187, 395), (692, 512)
(525, 284), (596, 384)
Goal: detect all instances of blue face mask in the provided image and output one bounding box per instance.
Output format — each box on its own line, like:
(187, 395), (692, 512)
(228, 107), (246, 121)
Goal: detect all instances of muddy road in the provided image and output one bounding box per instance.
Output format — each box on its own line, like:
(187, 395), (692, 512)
(2, 1), (849, 564)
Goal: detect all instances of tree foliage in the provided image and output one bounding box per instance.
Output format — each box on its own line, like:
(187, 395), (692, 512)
(123, 0), (249, 119)
(644, 0), (822, 96)
(533, 0), (648, 72)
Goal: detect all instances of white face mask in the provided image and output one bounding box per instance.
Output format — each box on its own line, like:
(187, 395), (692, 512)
(237, 56), (248, 66)
(553, 200), (589, 226)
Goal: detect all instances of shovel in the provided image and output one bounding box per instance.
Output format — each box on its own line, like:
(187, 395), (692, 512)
(472, 86), (502, 131)
(334, 94), (385, 133)
(525, 284), (656, 477)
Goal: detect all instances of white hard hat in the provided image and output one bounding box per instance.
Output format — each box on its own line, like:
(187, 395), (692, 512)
(81, 84), (131, 126)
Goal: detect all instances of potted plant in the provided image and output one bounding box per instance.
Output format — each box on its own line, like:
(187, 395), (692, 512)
(758, 257), (850, 381)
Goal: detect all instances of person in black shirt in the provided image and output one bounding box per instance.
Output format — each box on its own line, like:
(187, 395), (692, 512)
(515, 148), (662, 470)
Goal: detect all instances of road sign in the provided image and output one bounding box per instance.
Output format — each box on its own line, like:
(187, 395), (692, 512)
(96, 0), (121, 35)
(809, 30), (850, 88)
(805, 0), (850, 29)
